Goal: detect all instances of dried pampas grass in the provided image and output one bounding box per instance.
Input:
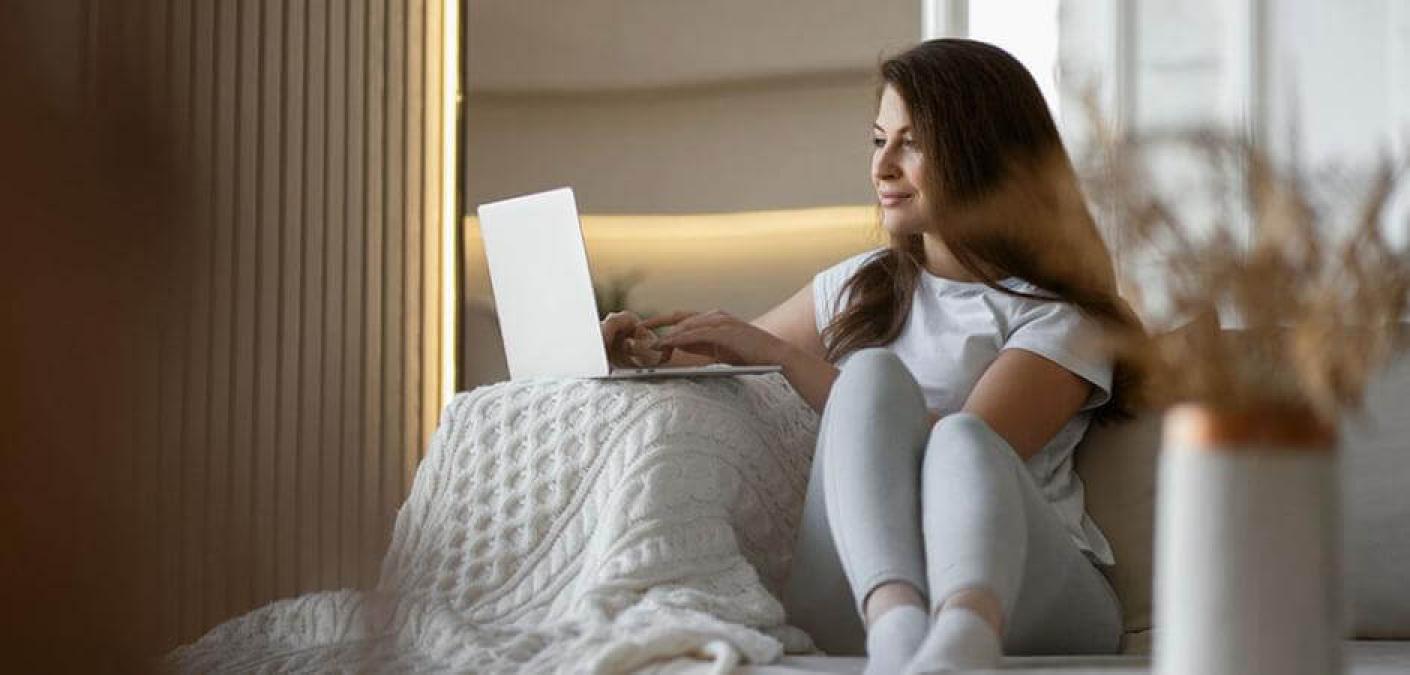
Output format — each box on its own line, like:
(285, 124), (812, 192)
(1077, 100), (1410, 426)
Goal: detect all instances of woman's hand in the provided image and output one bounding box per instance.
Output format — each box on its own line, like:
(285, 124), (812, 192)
(601, 311), (672, 368)
(648, 310), (787, 367)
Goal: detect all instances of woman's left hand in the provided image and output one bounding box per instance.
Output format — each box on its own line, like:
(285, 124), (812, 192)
(646, 310), (787, 367)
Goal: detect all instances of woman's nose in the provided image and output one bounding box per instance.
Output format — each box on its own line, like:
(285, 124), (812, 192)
(872, 146), (900, 181)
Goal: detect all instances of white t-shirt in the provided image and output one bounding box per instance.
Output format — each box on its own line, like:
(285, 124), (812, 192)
(812, 247), (1116, 565)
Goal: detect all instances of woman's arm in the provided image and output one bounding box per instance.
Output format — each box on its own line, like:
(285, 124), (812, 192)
(638, 282), (843, 415)
(768, 341), (840, 416)
(960, 348), (1093, 461)
(750, 282), (839, 414)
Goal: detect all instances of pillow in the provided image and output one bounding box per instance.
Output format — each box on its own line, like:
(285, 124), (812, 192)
(1072, 409), (1163, 637)
(1342, 346), (1410, 638)
(1074, 336), (1410, 642)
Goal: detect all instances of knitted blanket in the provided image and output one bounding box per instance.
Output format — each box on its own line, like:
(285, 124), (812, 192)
(169, 373), (821, 673)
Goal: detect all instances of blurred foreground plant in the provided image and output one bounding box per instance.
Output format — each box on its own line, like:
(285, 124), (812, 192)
(1077, 99), (1410, 425)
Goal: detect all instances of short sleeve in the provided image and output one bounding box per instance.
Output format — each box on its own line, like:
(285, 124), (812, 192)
(1003, 300), (1113, 410)
(811, 248), (885, 335)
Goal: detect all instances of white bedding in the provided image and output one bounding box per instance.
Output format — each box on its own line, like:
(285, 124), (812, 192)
(169, 373), (821, 673)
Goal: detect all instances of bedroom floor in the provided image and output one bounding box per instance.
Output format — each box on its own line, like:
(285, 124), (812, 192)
(641, 641), (1410, 674)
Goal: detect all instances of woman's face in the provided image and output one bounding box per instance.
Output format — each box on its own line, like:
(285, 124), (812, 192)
(872, 85), (929, 236)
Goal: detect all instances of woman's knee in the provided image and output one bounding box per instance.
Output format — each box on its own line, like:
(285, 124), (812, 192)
(925, 412), (1022, 475)
(931, 410), (989, 436)
(843, 346), (903, 369)
(826, 348), (924, 419)
(837, 348), (908, 387)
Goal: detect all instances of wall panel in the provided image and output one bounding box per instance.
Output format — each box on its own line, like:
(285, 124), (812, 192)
(86, 0), (454, 648)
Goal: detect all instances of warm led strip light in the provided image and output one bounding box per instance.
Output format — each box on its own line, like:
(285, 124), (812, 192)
(441, 0), (459, 405)
(464, 204), (880, 242)
(462, 205), (885, 308)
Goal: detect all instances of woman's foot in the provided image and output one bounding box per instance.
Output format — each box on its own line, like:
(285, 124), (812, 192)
(901, 607), (1001, 674)
(863, 604), (929, 675)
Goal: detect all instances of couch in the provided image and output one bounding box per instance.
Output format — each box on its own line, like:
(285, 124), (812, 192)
(461, 310), (1410, 673)
(462, 223), (1410, 672)
(721, 336), (1410, 674)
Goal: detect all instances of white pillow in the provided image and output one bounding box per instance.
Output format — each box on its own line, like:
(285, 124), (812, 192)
(1073, 409), (1162, 635)
(1075, 335), (1410, 641)
(1342, 346), (1410, 638)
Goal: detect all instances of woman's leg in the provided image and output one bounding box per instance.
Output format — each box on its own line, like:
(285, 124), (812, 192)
(781, 416), (867, 655)
(781, 348), (933, 655)
(917, 412), (1123, 659)
(820, 348), (933, 621)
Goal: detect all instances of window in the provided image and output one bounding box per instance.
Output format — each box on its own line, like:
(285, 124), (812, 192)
(967, 0), (1063, 122)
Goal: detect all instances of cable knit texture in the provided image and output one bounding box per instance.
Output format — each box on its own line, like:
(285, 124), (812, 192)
(168, 373), (820, 673)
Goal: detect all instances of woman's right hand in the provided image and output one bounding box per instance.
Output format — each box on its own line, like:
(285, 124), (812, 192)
(601, 311), (672, 368)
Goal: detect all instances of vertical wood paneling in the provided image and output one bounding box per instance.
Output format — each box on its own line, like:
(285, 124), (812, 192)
(275, 0), (304, 602)
(382, 0), (406, 550)
(232, 0), (261, 615)
(127, 0), (170, 652)
(105, 0), (453, 646)
(207, 0), (237, 632)
(343, 0), (368, 586)
(404, 0), (425, 493)
(362, 0), (388, 586)
(322, 0), (348, 591)
(254, 0), (282, 609)
(422, 0), (443, 453)
(163, 0), (192, 644)
(182, 0), (213, 635)
(403, 0), (417, 496)
(298, 0), (326, 596)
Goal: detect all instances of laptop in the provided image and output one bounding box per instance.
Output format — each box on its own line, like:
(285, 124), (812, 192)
(476, 187), (784, 381)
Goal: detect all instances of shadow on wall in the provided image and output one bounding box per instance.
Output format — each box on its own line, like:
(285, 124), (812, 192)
(2, 2), (182, 666)
(464, 299), (510, 389)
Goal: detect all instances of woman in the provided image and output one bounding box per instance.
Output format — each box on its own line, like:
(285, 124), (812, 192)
(601, 39), (1138, 673)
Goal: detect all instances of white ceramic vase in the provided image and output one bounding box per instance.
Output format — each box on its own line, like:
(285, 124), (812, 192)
(1153, 404), (1342, 675)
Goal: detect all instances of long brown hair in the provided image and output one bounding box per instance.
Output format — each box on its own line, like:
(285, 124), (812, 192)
(820, 39), (1145, 420)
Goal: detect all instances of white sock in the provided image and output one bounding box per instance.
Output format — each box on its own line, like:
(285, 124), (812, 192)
(863, 604), (929, 675)
(902, 607), (1002, 674)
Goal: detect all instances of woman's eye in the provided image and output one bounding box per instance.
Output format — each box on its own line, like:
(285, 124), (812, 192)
(901, 138), (917, 148)
(871, 137), (886, 148)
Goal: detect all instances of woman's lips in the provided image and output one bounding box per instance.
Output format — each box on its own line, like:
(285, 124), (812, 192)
(879, 192), (912, 207)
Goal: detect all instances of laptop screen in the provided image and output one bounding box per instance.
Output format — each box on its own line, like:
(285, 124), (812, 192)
(477, 187), (611, 380)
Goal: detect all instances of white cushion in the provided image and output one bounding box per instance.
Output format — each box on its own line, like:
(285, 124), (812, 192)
(1342, 347), (1410, 638)
(1073, 410), (1162, 635)
(1074, 338), (1410, 640)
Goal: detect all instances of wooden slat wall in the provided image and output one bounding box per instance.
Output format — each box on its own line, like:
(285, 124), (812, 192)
(90, 0), (453, 648)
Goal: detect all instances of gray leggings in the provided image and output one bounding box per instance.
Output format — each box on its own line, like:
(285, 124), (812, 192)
(781, 348), (1122, 656)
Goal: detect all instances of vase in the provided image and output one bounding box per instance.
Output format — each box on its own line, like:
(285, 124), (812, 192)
(1153, 403), (1342, 675)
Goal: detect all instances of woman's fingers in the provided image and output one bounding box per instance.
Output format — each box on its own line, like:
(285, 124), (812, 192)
(640, 310), (697, 331)
(601, 311), (641, 344)
(616, 322), (670, 367)
(604, 310), (739, 367)
(611, 312), (681, 366)
(623, 325), (656, 349)
(625, 343), (665, 367)
(658, 317), (776, 366)
(657, 327), (730, 363)
(631, 324), (658, 343)
(656, 326), (707, 348)
(602, 311), (645, 368)
(651, 310), (730, 337)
